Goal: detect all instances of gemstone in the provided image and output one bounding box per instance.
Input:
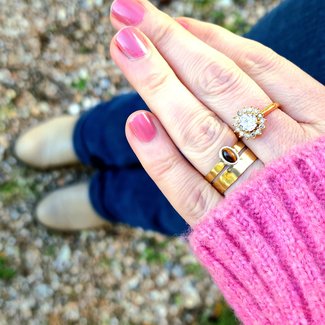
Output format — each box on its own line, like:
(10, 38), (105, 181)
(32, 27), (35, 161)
(255, 129), (262, 135)
(238, 114), (257, 132)
(221, 147), (238, 163)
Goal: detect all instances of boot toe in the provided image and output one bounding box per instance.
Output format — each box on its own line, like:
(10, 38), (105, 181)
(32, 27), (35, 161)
(36, 184), (107, 231)
(15, 116), (78, 169)
(15, 130), (47, 167)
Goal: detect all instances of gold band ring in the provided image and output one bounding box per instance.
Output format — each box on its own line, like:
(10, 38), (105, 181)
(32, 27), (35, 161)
(233, 102), (280, 140)
(205, 141), (257, 195)
(211, 146), (257, 194)
(205, 141), (246, 183)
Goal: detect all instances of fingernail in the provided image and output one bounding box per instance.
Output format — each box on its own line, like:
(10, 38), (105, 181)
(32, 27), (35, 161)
(129, 112), (157, 142)
(115, 27), (149, 60)
(111, 0), (145, 26)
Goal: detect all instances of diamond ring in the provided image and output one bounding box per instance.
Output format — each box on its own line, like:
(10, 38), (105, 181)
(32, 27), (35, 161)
(233, 102), (280, 140)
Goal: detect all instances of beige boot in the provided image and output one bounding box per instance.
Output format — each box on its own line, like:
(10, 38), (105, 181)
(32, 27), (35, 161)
(15, 115), (79, 169)
(36, 183), (107, 231)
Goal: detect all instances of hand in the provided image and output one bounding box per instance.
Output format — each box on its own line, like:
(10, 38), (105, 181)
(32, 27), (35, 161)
(109, 0), (325, 226)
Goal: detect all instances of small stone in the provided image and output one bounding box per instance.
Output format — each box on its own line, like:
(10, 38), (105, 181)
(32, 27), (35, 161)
(54, 244), (71, 272)
(24, 248), (41, 271)
(255, 129), (262, 135)
(182, 284), (201, 309)
(63, 302), (80, 322)
(57, 8), (67, 21)
(68, 103), (81, 115)
(79, 68), (88, 79)
(34, 284), (53, 299)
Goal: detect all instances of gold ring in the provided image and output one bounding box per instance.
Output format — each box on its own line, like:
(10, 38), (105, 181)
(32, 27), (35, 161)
(233, 102), (280, 140)
(205, 140), (246, 183)
(205, 140), (257, 195)
(211, 146), (257, 194)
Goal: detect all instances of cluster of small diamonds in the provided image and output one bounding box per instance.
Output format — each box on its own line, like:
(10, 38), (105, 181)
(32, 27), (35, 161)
(233, 107), (266, 140)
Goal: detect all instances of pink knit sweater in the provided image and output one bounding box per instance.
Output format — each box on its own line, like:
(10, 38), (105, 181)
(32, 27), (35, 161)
(189, 134), (325, 324)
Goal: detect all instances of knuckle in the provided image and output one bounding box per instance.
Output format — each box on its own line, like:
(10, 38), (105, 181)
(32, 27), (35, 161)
(180, 112), (223, 157)
(197, 60), (243, 97)
(152, 20), (175, 47)
(183, 184), (213, 221)
(239, 43), (282, 75)
(142, 70), (171, 94)
(148, 154), (181, 184)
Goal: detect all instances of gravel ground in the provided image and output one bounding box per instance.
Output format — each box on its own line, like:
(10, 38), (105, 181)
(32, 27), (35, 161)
(0, 0), (279, 324)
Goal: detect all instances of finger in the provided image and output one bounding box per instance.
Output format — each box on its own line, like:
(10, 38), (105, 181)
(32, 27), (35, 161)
(109, 0), (305, 162)
(125, 110), (221, 226)
(175, 17), (325, 124)
(110, 25), (237, 175)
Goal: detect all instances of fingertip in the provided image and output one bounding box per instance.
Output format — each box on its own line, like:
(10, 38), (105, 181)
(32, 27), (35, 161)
(110, 0), (146, 28)
(109, 11), (125, 31)
(126, 110), (158, 144)
(110, 26), (152, 63)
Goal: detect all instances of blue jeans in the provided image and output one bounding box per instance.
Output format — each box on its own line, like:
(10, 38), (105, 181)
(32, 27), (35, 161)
(73, 0), (325, 236)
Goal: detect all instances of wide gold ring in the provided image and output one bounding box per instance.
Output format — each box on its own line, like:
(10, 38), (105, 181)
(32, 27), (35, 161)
(205, 141), (257, 195)
(205, 141), (245, 183)
(233, 102), (280, 140)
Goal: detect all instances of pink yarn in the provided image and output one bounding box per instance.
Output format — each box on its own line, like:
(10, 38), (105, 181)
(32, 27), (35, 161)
(189, 134), (325, 324)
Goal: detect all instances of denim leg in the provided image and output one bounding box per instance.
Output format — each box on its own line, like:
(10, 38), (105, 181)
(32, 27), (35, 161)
(73, 92), (148, 169)
(245, 0), (325, 84)
(89, 168), (189, 236)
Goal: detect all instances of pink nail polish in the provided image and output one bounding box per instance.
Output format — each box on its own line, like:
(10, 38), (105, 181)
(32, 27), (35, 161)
(115, 27), (149, 60)
(111, 0), (145, 26)
(129, 112), (157, 142)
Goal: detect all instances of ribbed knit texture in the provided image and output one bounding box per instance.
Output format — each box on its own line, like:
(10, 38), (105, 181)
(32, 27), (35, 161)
(189, 134), (325, 324)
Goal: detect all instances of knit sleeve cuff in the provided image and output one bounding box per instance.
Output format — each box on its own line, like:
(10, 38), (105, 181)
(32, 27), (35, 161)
(188, 135), (325, 324)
